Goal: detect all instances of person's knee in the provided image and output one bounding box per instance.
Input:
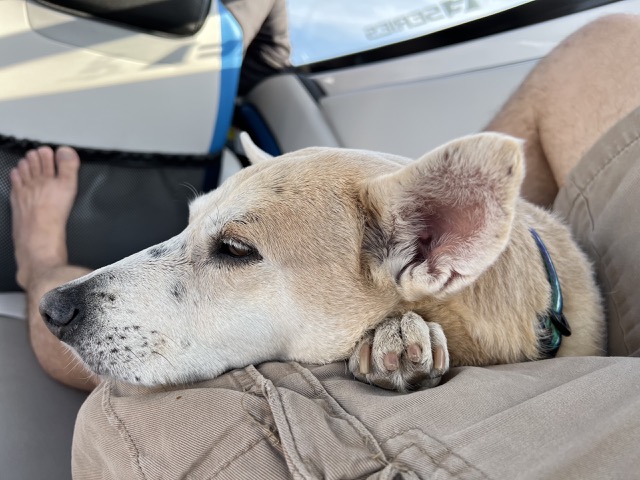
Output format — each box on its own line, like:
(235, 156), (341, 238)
(587, 12), (640, 29)
(577, 13), (640, 45)
(539, 13), (640, 90)
(570, 13), (640, 86)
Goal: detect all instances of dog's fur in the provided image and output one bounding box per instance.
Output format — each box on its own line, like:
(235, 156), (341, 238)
(41, 133), (605, 390)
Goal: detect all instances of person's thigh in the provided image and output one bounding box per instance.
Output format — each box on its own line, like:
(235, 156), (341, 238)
(73, 359), (640, 479)
(554, 105), (640, 356)
(487, 14), (640, 207)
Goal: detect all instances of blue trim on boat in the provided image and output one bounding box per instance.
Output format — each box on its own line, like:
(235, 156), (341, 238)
(209, 1), (243, 153)
(237, 103), (282, 156)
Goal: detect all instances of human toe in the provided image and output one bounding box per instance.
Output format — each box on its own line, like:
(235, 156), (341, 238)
(10, 167), (22, 189)
(38, 146), (55, 176)
(9, 168), (23, 205)
(17, 158), (32, 183)
(26, 149), (43, 177)
(55, 146), (80, 180)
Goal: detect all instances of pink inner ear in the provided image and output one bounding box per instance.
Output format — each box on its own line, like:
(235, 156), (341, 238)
(412, 202), (486, 268)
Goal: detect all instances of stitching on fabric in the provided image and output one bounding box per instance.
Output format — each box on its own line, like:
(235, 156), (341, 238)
(289, 363), (388, 461)
(101, 382), (148, 480)
(563, 178), (595, 233)
(290, 363), (333, 403)
(575, 189), (629, 354)
(284, 363), (388, 473)
(230, 368), (259, 392)
(265, 384), (310, 478)
(380, 427), (492, 480)
(560, 126), (640, 354)
(394, 443), (479, 479)
(227, 370), (245, 391)
(204, 437), (267, 479)
(582, 132), (640, 191)
(242, 367), (308, 478)
(239, 391), (282, 451)
(563, 133), (639, 353)
(564, 130), (640, 216)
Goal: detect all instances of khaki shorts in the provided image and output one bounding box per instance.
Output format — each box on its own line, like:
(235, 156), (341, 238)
(554, 105), (640, 357)
(73, 108), (640, 479)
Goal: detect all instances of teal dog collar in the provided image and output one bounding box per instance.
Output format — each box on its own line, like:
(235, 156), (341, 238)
(530, 228), (572, 358)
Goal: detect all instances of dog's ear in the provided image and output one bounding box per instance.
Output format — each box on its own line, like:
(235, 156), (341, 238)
(239, 132), (273, 164)
(362, 133), (525, 301)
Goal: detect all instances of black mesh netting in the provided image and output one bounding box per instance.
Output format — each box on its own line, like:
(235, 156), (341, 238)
(0, 136), (221, 291)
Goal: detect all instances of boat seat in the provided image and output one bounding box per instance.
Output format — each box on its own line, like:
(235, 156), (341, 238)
(0, 292), (87, 480)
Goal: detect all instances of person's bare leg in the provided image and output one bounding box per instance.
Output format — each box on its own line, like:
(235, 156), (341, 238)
(487, 14), (640, 207)
(10, 146), (98, 391)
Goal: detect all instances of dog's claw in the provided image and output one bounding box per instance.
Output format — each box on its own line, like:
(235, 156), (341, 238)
(349, 312), (450, 392)
(434, 345), (445, 370)
(407, 344), (422, 363)
(359, 343), (371, 375)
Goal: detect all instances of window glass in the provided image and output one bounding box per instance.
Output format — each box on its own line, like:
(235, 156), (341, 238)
(287, 0), (536, 66)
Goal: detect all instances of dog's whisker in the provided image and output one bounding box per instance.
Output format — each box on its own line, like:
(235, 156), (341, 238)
(62, 357), (96, 383)
(128, 349), (145, 366)
(155, 332), (180, 348)
(75, 369), (97, 383)
(151, 350), (175, 368)
(60, 345), (86, 374)
(179, 181), (200, 200)
(62, 358), (78, 375)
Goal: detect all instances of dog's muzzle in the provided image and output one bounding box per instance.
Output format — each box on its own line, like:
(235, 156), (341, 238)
(39, 284), (88, 342)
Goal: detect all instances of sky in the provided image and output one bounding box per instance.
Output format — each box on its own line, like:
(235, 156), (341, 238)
(286, 0), (534, 65)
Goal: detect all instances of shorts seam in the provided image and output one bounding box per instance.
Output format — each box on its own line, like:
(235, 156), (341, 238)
(205, 437), (269, 479)
(242, 365), (315, 477)
(288, 363), (389, 470)
(591, 245), (628, 354)
(569, 192), (628, 354)
(565, 130), (640, 216)
(562, 129), (640, 355)
(380, 427), (492, 480)
(290, 363), (388, 457)
(102, 382), (147, 480)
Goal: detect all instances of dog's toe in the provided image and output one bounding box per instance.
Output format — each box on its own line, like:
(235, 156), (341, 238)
(349, 311), (449, 391)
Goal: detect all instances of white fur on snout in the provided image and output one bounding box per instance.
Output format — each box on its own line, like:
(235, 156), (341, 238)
(58, 232), (213, 385)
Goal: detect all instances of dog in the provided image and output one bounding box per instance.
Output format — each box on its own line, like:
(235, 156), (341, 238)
(39, 133), (605, 391)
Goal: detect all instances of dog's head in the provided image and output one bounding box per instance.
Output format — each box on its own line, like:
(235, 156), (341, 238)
(40, 133), (524, 385)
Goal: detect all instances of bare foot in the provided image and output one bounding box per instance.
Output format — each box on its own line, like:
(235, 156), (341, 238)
(10, 146), (80, 289)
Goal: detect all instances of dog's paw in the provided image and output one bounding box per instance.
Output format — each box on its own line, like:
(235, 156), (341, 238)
(349, 312), (449, 392)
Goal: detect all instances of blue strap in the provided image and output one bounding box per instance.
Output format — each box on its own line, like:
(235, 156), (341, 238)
(530, 228), (572, 358)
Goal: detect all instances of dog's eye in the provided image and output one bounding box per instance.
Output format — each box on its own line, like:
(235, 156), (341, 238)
(213, 237), (262, 266)
(219, 239), (255, 258)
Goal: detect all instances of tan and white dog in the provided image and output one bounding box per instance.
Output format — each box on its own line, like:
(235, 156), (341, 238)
(40, 133), (605, 391)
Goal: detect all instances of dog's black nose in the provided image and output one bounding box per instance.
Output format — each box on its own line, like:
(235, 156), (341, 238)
(39, 287), (83, 339)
